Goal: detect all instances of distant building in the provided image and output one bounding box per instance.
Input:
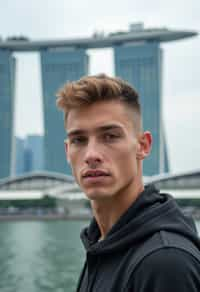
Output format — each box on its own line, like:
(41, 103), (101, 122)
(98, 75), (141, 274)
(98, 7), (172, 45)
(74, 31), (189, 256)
(40, 49), (88, 175)
(0, 25), (197, 178)
(25, 135), (44, 172)
(15, 137), (25, 175)
(114, 42), (169, 175)
(23, 147), (33, 173)
(15, 135), (44, 175)
(0, 50), (16, 179)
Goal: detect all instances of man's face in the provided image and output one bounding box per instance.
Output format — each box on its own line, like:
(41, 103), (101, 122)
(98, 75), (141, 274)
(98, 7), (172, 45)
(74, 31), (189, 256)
(65, 100), (146, 201)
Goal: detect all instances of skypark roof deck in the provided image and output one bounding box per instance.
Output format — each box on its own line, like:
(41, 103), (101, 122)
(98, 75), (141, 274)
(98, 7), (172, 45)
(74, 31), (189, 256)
(0, 27), (197, 52)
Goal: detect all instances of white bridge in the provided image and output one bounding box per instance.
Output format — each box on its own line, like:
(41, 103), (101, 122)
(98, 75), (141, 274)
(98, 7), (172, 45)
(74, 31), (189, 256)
(0, 170), (199, 200)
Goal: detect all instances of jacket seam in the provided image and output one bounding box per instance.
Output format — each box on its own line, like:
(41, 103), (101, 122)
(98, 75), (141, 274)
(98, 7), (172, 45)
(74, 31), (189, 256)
(159, 230), (170, 245)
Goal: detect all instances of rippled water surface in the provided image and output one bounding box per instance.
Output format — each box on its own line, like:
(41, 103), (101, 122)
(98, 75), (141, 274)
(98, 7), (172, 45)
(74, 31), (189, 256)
(0, 220), (88, 292)
(0, 220), (199, 292)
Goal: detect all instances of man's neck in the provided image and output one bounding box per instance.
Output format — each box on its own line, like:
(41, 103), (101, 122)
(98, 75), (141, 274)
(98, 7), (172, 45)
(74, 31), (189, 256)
(91, 181), (144, 240)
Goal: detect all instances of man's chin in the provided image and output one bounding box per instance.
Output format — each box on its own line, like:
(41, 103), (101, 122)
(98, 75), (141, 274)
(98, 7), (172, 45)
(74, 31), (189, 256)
(84, 189), (111, 201)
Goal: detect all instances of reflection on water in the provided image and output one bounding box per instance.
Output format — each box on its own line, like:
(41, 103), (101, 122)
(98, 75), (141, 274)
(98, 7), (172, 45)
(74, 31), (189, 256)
(0, 221), (88, 292)
(0, 220), (199, 292)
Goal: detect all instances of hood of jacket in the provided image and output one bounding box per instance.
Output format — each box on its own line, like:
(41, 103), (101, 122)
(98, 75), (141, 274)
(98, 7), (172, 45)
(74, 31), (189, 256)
(80, 184), (199, 255)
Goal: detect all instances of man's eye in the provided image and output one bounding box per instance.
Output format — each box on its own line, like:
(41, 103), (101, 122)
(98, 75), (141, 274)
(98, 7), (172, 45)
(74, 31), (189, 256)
(103, 133), (120, 141)
(70, 137), (87, 145)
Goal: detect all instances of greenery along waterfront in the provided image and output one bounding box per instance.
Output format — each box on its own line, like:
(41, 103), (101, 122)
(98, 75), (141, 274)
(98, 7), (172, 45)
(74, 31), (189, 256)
(0, 195), (56, 208)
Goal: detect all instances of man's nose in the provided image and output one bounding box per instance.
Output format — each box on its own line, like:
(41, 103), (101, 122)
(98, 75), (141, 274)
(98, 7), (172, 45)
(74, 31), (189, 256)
(84, 139), (103, 166)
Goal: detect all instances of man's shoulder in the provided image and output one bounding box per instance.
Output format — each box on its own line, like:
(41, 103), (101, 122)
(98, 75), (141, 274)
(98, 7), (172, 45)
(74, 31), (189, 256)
(138, 246), (200, 273)
(139, 229), (200, 257)
(128, 247), (200, 291)
(124, 229), (200, 283)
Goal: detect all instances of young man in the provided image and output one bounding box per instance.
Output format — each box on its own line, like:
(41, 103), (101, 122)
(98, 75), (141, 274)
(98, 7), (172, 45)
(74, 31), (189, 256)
(57, 74), (200, 292)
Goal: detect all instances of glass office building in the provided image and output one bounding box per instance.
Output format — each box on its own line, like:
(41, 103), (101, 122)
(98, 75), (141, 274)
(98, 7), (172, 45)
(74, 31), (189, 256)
(15, 137), (25, 175)
(40, 49), (88, 175)
(1, 25), (195, 178)
(0, 50), (16, 179)
(25, 135), (44, 172)
(114, 42), (169, 175)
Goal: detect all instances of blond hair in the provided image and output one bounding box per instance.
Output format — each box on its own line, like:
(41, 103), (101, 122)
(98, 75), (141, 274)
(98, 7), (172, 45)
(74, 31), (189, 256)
(56, 74), (141, 126)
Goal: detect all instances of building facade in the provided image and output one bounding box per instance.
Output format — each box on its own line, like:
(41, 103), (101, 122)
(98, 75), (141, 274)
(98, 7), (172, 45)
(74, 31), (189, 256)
(0, 25), (196, 179)
(0, 50), (16, 179)
(114, 42), (169, 175)
(15, 135), (44, 175)
(25, 135), (44, 172)
(40, 49), (88, 175)
(15, 137), (25, 175)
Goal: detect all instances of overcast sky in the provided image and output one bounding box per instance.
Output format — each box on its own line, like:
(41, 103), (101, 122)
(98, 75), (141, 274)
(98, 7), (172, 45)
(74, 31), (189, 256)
(0, 0), (199, 173)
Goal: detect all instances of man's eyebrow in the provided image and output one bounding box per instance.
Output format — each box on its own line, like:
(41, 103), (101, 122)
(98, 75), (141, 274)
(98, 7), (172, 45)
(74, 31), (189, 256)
(97, 124), (123, 132)
(67, 129), (86, 137)
(67, 124), (122, 137)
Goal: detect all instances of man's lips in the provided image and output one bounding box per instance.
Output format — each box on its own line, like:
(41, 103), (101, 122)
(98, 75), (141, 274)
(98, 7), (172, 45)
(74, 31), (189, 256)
(82, 170), (111, 185)
(82, 170), (110, 178)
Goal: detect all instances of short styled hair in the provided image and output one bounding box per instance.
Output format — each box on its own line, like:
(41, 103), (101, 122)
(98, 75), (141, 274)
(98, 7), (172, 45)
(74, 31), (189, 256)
(56, 74), (141, 127)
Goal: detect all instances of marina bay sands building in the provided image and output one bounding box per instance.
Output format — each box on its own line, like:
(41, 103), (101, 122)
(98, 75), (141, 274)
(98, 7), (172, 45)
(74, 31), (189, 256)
(41, 49), (88, 175)
(0, 51), (16, 179)
(114, 41), (167, 174)
(0, 24), (197, 179)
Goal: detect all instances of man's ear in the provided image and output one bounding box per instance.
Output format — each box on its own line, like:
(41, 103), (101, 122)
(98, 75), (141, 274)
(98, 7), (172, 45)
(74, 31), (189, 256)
(136, 131), (152, 160)
(64, 140), (71, 164)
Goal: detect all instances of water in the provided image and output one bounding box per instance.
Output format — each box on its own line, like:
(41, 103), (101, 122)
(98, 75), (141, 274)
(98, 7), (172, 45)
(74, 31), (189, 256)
(0, 220), (199, 292)
(0, 220), (88, 292)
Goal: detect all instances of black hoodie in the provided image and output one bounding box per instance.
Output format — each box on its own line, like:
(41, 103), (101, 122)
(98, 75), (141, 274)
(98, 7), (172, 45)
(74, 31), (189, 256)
(77, 184), (200, 292)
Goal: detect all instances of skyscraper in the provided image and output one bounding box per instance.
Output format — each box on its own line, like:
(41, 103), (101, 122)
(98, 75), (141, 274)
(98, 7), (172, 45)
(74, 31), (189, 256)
(15, 135), (44, 175)
(114, 42), (169, 175)
(0, 26), (196, 178)
(25, 135), (44, 172)
(40, 49), (88, 175)
(15, 136), (25, 175)
(0, 50), (16, 179)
